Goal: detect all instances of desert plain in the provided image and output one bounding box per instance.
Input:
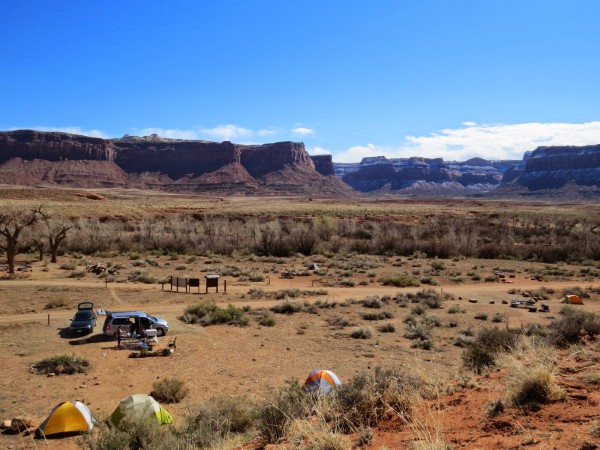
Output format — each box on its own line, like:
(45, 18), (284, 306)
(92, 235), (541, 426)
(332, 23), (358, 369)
(1, 187), (600, 449)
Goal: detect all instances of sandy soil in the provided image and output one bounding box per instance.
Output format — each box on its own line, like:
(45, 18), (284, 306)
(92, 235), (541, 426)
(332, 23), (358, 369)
(0, 252), (599, 449)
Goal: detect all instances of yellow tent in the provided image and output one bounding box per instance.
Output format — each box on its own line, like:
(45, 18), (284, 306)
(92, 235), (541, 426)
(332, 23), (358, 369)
(563, 294), (584, 305)
(37, 401), (93, 437)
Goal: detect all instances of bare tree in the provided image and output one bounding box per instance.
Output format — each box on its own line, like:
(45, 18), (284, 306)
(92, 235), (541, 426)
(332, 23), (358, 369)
(0, 206), (45, 275)
(46, 220), (72, 263)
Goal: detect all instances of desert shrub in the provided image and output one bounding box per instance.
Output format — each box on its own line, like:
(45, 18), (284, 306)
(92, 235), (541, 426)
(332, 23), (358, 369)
(274, 288), (301, 299)
(69, 270), (87, 278)
(258, 379), (309, 444)
(477, 327), (519, 352)
(485, 399), (505, 418)
(333, 368), (421, 432)
(271, 301), (303, 315)
(182, 395), (256, 448)
(32, 354), (89, 375)
(378, 323), (396, 333)
(175, 265), (187, 271)
(362, 296), (383, 308)
(448, 304), (466, 314)
(422, 314), (441, 328)
(548, 309), (600, 347)
(404, 323), (432, 341)
(411, 338), (433, 350)
(350, 326), (373, 339)
(247, 287), (265, 299)
(362, 311), (393, 321)
(410, 304), (427, 316)
(59, 262), (77, 270)
(430, 259), (445, 271)
(523, 323), (547, 337)
(314, 299), (337, 309)
(447, 319), (458, 328)
(81, 414), (178, 450)
(184, 301), (249, 326)
(380, 275), (420, 288)
(44, 298), (69, 309)
(287, 418), (353, 450)
(491, 313), (505, 323)
(474, 313), (488, 321)
(462, 328), (519, 374)
(591, 418), (600, 438)
(328, 316), (350, 329)
(453, 334), (473, 347)
(258, 313), (276, 327)
(127, 270), (157, 284)
(150, 378), (189, 403)
(248, 272), (265, 282)
(462, 344), (496, 374)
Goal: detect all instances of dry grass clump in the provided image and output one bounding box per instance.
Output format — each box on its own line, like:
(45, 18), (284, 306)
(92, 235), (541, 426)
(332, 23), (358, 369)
(150, 377), (189, 403)
(32, 354), (89, 375)
(287, 418), (352, 450)
(258, 379), (310, 444)
(504, 348), (564, 409)
(181, 395), (256, 448)
(333, 368), (424, 433)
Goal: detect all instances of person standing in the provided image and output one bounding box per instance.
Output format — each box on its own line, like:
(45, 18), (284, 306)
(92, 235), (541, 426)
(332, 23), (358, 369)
(117, 326), (122, 348)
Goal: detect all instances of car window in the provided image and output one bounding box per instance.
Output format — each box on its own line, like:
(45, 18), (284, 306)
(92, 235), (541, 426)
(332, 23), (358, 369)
(74, 311), (93, 320)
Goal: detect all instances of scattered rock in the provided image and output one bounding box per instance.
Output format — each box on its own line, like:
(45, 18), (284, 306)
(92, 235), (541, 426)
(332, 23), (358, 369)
(10, 417), (34, 432)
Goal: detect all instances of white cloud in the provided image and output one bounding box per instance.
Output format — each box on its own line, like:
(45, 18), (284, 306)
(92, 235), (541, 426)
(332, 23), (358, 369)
(307, 146), (331, 155)
(24, 126), (108, 138)
(334, 122), (600, 163)
(292, 127), (314, 136)
(257, 128), (277, 136)
(137, 128), (199, 140)
(335, 144), (382, 162)
(199, 124), (252, 141)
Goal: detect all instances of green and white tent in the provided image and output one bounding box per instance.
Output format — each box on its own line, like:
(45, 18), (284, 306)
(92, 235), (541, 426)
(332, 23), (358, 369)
(110, 394), (172, 427)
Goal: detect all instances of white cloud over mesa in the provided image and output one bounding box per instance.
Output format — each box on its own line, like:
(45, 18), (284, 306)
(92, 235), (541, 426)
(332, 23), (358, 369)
(12, 126), (108, 138)
(333, 122), (600, 163)
(136, 124), (312, 143)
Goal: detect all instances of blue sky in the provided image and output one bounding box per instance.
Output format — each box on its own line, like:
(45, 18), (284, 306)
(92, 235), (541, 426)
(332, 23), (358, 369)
(2, 1), (600, 162)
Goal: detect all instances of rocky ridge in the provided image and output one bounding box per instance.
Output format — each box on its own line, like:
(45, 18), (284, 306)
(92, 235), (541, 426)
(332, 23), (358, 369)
(0, 130), (349, 196)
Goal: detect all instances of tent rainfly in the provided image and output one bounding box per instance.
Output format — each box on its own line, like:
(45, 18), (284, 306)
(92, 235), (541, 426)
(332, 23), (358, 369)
(562, 294), (584, 305)
(37, 401), (93, 437)
(303, 369), (341, 395)
(110, 394), (173, 427)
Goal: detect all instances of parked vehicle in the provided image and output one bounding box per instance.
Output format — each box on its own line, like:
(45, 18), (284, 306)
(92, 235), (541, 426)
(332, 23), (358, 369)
(102, 311), (169, 337)
(69, 302), (97, 334)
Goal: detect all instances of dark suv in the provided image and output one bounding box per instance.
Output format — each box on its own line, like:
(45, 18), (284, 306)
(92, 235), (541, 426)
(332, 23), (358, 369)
(69, 302), (97, 334)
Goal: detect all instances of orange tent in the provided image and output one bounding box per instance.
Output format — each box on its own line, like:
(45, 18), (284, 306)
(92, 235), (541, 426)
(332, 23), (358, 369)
(563, 294), (584, 305)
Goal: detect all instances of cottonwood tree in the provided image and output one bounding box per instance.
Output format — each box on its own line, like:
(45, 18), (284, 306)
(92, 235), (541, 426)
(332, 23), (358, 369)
(0, 205), (46, 275)
(45, 219), (72, 263)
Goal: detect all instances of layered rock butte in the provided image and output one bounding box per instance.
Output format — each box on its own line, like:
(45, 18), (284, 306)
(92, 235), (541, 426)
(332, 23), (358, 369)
(0, 130), (599, 197)
(0, 130), (350, 196)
